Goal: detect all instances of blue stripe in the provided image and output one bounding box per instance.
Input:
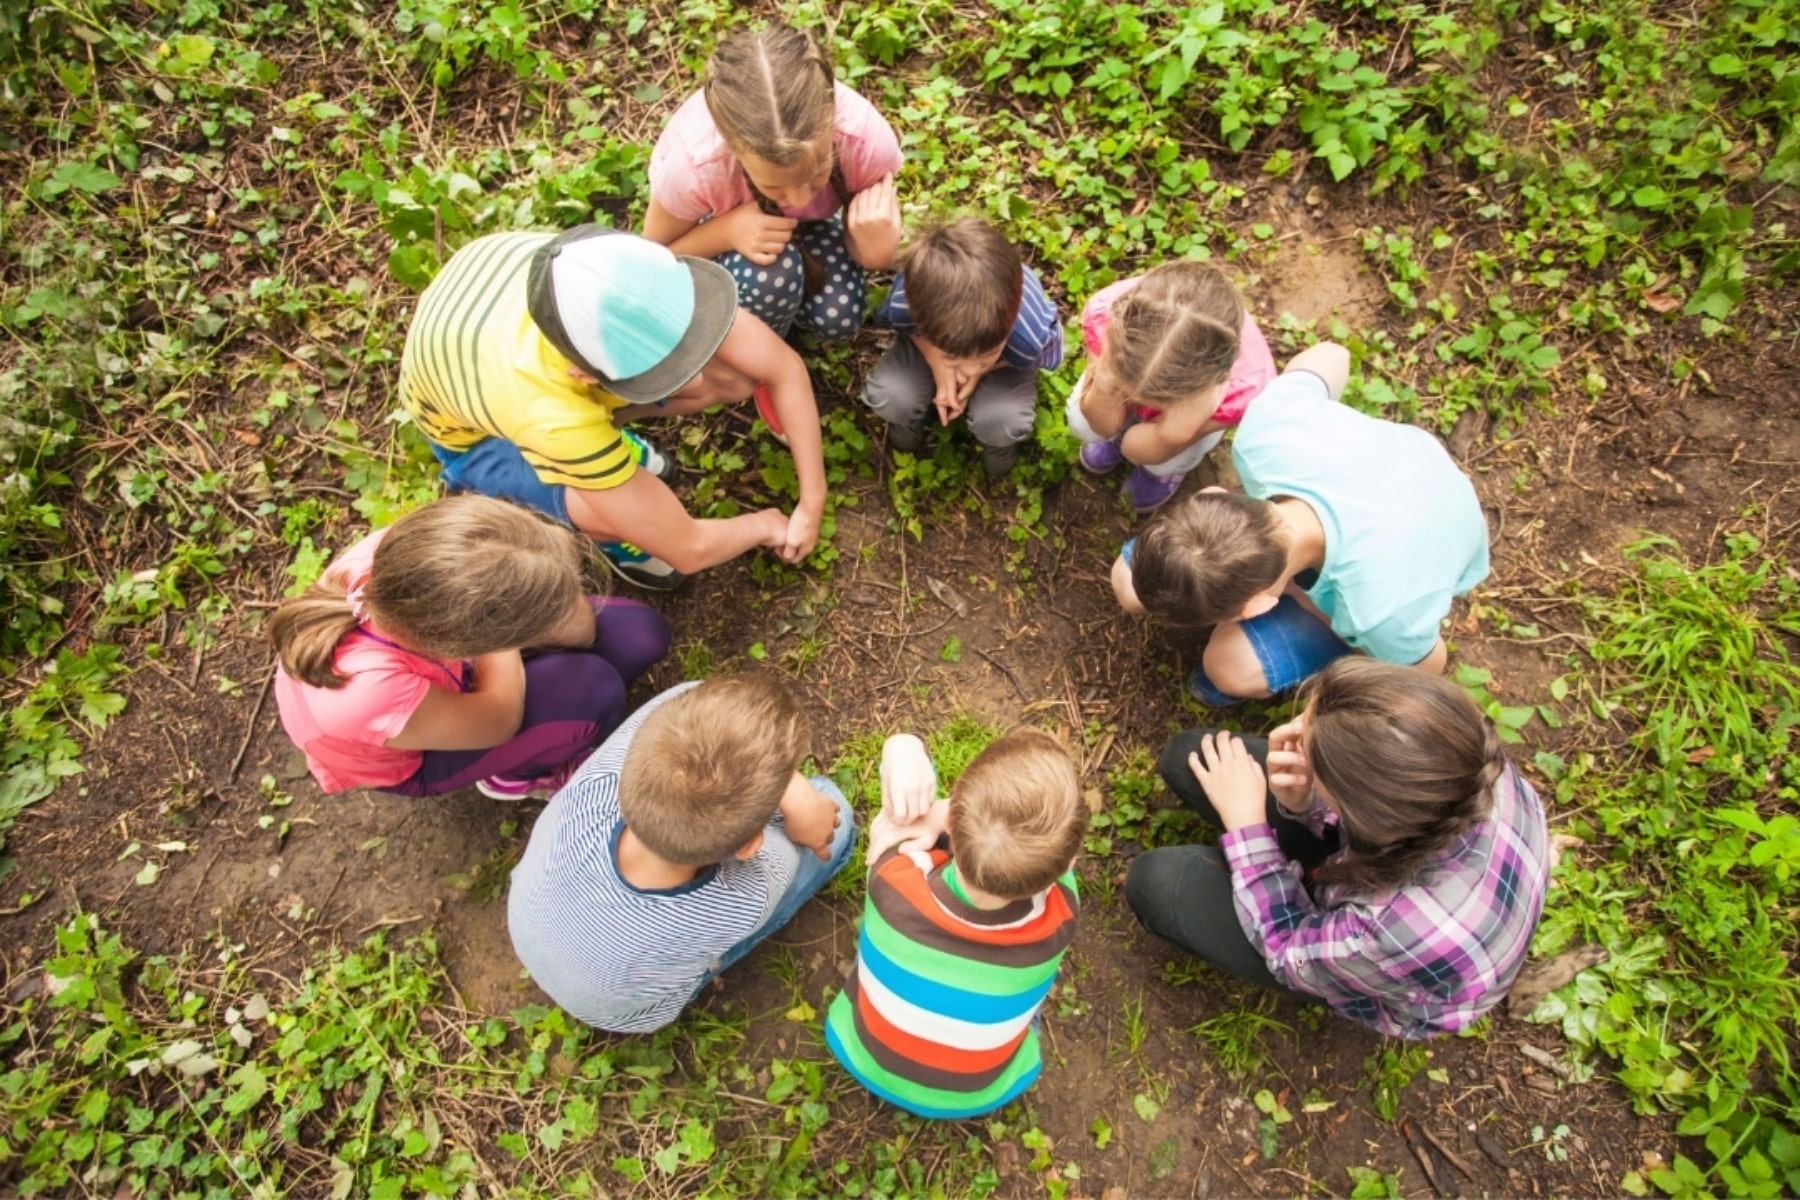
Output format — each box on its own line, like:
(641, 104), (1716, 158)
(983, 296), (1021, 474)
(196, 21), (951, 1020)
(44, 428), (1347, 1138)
(825, 1021), (1038, 1119)
(858, 927), (1051, 1024)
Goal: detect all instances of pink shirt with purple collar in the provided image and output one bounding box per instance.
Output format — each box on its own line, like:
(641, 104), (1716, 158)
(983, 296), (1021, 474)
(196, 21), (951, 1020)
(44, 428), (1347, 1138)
(273, 529), (469, 793)
(648, 82), (902, 223)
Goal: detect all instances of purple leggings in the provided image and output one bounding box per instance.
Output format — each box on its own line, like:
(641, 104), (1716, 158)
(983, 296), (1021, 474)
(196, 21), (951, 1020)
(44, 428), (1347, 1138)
(387, 597), (671, 798)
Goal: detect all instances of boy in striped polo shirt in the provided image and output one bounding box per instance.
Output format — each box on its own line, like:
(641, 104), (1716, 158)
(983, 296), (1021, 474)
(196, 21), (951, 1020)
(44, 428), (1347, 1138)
(508, 675), (854, 1033)
(825, 729), (1083, 1118)
(862, 218), (1063, 477)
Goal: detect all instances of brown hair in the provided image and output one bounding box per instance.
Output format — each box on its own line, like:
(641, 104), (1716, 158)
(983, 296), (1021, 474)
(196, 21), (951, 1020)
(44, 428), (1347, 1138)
(703, 23), (849, 295)
(896, 218), (1025, 358)
(949, 729), (1084, 900)
(619, 675), (811, 865)
(1130, 492), (1287, 628)
(267, 495), (589, 689)
(1092, 261), (1245, 412)
(1301, 658), (1508, 893)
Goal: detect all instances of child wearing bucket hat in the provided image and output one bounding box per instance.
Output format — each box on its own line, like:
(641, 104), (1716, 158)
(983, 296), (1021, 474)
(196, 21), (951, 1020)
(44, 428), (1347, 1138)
(397, 224), (827, 590)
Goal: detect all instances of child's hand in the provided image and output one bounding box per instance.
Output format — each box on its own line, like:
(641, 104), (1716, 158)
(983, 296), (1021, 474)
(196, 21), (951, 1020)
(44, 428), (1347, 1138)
(1187, 732), (1269, 832)
(1265, 715), (1315, 815)
(845, 175), (901, 269)
(865, 801), (950, 865)
(1073, 367), (1126, 438)
(751, 507), (791, 551)
(778, 504), (821, 563)
(780, 775), (842, 861)
(879, 733), (937, 823)
(724, 201), (797, 266)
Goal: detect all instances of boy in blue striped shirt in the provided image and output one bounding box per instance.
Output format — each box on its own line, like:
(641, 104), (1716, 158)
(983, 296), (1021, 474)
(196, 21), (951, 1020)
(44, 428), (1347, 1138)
(864, 218), (1063, 477)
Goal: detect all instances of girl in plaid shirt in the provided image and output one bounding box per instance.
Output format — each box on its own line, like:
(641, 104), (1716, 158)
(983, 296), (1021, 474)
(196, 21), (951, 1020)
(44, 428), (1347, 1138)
(1125, 658), (1550, 1039)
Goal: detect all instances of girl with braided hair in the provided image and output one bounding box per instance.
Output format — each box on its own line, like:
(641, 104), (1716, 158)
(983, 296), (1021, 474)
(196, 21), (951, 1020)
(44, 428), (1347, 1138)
(643, 22), (901, 353)
(1125, 658), (1551, 1038)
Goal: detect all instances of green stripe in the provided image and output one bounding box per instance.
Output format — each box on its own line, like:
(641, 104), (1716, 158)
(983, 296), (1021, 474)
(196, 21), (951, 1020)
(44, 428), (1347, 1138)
(862, 906), (1060, 996)
(826, 992), (1040, 1114)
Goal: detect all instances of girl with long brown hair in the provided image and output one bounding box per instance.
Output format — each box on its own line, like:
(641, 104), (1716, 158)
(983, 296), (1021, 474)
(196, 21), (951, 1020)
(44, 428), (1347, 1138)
(270, 495), (670, 799)
(1125, 658), (1551, 1038)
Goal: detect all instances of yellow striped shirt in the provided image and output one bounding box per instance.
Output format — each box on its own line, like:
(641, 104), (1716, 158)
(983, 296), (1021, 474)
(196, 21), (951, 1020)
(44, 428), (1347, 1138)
(398, 232), (638, 490)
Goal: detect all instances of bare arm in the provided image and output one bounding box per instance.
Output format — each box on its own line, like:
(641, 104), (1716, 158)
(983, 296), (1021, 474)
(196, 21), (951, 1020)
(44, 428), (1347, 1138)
(563, 469), (787, 575)
(1074, 368), (1126, 439)
(1120, 401), (1223, 466)
(1284, 342), (1351, 400)
(385, 651), (526, 751)
(645, 196), (795, 264)
(712, 311), (828, 561)
(1414, 636), (1449, 674)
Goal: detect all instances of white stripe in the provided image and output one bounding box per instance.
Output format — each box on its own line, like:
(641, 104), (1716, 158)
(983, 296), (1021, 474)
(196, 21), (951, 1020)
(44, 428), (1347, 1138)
(855, 959), (1035, 1051)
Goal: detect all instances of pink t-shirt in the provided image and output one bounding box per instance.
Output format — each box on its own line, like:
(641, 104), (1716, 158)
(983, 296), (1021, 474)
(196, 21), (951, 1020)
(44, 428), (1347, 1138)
(648, 82), (902, 223)
(272, 530), (468, 793)
(1081, 275), (1276, 426)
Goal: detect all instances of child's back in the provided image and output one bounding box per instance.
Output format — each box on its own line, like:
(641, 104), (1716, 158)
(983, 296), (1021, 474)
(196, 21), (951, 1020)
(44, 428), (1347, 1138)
(825, 729), (1083, 1117)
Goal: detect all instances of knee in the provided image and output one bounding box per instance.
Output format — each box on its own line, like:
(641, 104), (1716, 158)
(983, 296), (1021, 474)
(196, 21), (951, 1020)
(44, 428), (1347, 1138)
(736, 250), (805, 326)
(862, 350), (925, 422)
(1124, 849), (1184, 929)
(528, 652), (626, 720)
(1202, 628), (1272, 700)
(966, 386), (1036, 448)
(1111, 555), (1145, 615)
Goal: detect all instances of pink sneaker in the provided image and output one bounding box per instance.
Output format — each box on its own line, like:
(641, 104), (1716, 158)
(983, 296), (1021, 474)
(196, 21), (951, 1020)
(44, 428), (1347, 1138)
(475, 759), (581, 801)
(1124, 466), (1184, 513)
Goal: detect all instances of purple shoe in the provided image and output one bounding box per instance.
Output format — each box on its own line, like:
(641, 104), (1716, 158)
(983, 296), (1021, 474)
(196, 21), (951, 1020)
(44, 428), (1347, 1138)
(1124, 466), (1184, 513)
(475, 758), (583, 801)
(1079, 436), (1126, 475)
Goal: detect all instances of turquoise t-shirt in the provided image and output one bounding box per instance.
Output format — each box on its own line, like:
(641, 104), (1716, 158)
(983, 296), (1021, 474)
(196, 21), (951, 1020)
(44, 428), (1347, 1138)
(1231, 370), (1489, 664)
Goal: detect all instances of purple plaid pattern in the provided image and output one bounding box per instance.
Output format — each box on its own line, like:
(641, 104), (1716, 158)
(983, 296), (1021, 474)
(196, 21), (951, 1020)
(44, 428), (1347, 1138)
(1221, 767), (1549, 1039)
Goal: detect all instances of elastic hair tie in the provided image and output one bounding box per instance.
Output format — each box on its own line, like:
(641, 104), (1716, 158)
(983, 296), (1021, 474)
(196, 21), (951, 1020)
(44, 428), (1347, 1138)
(345, 584), (369, 623)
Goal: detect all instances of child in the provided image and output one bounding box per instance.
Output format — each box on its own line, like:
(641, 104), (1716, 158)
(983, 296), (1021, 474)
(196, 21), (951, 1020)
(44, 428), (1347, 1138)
(1125, 658), (1550, 1039)
(862, 218), (1063, 476)
(825, 728), (1083, 1118)
(1067, 261), (1276, 512)
(508, 675), (855, 1033)
(397, 225), (827, 592)
(643, 21), (902, 356)
(1114, 342), (1489, 705)
(270, 495), (671, 799)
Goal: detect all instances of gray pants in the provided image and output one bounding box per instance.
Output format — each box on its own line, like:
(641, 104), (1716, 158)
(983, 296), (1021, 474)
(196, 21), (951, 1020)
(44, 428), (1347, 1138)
(862, 336), (1038, 448)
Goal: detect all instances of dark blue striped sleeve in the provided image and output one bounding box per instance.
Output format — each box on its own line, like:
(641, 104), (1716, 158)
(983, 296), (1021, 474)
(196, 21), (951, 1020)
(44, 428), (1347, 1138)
(874, 273), (915, 332)
(1004, 268), (1063, 371)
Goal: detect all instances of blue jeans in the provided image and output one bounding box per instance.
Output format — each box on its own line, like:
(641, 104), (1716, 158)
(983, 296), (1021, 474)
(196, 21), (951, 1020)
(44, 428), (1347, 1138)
(431, 438), (570, 525)
(707, 778), (857, 980)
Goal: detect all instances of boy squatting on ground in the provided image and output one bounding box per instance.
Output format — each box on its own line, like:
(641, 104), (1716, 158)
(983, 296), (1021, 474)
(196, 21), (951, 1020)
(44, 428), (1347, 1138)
(825, 728), (1083, 1118)
(506, 676), (855, 1033)
(862, 218), (1063, 477)
(396, 225), (827, 592)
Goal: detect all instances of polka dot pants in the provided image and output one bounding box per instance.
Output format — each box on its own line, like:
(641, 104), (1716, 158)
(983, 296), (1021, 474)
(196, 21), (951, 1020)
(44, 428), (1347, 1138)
(716, 213), (866, 341)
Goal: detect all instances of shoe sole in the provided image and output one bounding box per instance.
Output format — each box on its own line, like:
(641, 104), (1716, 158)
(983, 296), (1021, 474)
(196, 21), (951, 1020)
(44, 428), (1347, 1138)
(597, 555), (686, 592)
(1079, 454), (1123, 476)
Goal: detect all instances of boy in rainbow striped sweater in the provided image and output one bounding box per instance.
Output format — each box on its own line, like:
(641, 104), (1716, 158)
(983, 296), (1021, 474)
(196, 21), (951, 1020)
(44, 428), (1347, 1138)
(825, 729), (1083, 1118)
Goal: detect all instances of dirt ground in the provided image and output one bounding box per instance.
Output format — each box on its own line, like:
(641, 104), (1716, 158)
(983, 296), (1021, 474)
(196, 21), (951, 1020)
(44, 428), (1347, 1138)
(6, 198), (1798, 1196)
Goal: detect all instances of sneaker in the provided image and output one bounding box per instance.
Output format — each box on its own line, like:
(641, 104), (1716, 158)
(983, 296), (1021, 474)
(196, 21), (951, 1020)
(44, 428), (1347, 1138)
(1186, 665), (1243, 708)
(1079, 436), (1126, 475)
(886, 420), (926, 454)
(475, 773), (559, 801)
(597, 541), (685, 592)
(980, 442), (1021, 477)
(753, 383), (788, 446)
(1124, 465), (1184, 514)
(622, 428), (676, 483)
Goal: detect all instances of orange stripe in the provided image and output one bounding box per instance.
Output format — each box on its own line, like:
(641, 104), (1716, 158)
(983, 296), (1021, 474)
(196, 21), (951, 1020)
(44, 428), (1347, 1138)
(854, 980), (1024, 1074)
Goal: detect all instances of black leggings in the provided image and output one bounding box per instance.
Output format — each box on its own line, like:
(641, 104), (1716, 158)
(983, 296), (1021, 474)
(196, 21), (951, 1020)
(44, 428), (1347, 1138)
(1124, 730), (1340, 996)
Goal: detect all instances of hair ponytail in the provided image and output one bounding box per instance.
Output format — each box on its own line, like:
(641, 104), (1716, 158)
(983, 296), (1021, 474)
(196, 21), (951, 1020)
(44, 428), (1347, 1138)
(268, 579), (361, 689)
(1301, 658), (1506, 894)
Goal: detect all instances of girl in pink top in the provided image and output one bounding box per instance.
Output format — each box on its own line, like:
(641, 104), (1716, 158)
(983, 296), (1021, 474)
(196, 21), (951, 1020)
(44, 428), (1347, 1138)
(643, 22), (902, 352)
(270, 496), (670, 800)
(1066, 263), (1277, 513)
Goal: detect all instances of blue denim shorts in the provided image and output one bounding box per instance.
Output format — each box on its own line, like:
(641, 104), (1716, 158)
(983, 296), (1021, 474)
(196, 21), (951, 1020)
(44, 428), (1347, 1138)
(431, 438), (570, 526)
(1121, 537), (1348, 695)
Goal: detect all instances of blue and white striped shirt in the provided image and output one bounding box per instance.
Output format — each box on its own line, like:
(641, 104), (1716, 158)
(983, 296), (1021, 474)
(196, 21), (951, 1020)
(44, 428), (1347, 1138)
(506, 682), (802, 1033)
(876, 266), (1065, 371)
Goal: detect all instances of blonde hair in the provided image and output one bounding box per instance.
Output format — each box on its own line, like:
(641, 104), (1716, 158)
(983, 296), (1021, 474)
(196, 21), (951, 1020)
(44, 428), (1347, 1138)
(1093, 261), (1245, 411)
(619, 675), (811, 865)
(1131, 492), (1287, 629)
(949, 729), (1083, 900)
(703, 22), (837, 169)
(897, 218), (1025, 358)
(267, 495), (589, 689)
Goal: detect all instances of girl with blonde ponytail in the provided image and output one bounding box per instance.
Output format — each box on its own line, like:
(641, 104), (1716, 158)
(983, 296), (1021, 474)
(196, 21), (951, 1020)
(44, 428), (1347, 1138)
(1125, 658), (1551, 1039)
(643, 21), (902, 347)
(270, 495), (670, 800)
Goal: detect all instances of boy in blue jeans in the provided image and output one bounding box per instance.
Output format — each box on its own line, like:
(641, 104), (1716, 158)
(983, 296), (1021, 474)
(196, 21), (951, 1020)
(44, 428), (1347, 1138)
(507, 675), (854, 1033)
